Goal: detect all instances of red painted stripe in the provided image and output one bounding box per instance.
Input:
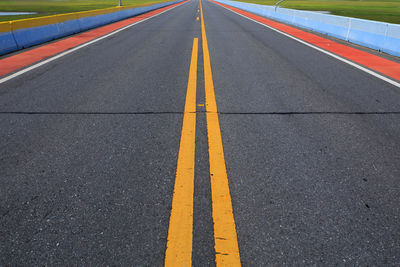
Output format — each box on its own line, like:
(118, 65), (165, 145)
(0, 1), (187, 78)
(212, 0), (400, 82)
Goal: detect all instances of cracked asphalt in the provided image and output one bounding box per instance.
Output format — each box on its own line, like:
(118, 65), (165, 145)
(1, 0), (399, 265)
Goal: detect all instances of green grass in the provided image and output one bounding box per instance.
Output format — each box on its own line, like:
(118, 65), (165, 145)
(232, 0), (400, 24)
(0, 0), (170, 22)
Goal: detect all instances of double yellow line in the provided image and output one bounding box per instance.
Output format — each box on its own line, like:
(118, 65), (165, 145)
(165, 1), (241, 266)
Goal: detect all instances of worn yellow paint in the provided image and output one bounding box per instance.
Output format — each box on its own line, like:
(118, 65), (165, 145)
(9, 7), (117, 31)
(198, 104), (204, 106)
(200, 1), (242, 266)
(164, 38), (198, 267)
(0, 21), (12, 33)
(11, 16), (58, 31)
(8, 2), (156, 31)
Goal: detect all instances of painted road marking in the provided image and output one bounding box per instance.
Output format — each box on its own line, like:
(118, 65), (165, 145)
(211, 0), (400, 89)
(164, 38), (198, 267)
(0, 0), (189, 85)
(200, 1), (242, 266)
(197, 17), (199, 21)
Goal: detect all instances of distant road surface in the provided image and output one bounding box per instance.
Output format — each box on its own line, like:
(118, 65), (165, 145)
(1, 0), (399, 265)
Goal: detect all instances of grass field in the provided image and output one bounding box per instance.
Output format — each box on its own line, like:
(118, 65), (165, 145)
(2, 0), (400, 24)
(233, 0), (400, 24)
(0, 0), (170, 22)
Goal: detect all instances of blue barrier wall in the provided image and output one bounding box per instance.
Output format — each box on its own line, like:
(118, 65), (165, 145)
(58, 18), (82, 37)
(383, 24), (400, 57)
(0, 22), (18, 55)
(214, 0), (400, 57)
(13, 23), (60, 49)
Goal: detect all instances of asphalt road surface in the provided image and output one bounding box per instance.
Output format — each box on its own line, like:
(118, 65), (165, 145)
(1, 0), (399, 265)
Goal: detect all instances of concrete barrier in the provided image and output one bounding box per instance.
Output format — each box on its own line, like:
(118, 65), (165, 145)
(77, 8), (121, 31)
(12, 16), (61, 49)
(0, 0), (183, 56)
(347, 19), (387, 51)
(56, 14), (81, 37)
(214, 0), (400, 57)
(383, 24), (400, 57)
(0, 22), (18, 55)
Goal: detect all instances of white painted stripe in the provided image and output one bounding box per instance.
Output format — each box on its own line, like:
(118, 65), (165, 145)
(0, 1), (189, 85)
(213, 1), (400, 89)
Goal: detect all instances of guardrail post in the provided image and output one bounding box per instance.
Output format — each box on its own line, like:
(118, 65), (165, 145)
(274, 0), (285, 12)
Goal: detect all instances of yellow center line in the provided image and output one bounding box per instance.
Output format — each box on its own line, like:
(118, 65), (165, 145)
(164, 38), (198, 267)
(200, 1), (242, 266)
